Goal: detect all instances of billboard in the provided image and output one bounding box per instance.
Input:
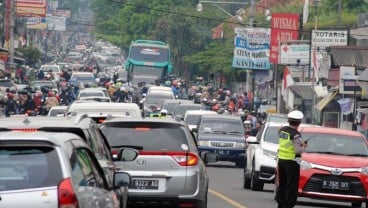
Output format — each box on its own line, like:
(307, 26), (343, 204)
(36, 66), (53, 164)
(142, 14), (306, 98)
(47, 16), (67, 31)
(26, 17), (47, 29)
(232, 27), (271, 70)
(16, 0), (47, 17)
(339, 66), (360, 94)
(270, 13), (300, 64)
(279, 42), (310, 65)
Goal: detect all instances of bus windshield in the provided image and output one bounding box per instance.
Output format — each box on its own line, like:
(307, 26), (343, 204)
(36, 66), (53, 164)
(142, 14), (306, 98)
(130, 46), (169, 62)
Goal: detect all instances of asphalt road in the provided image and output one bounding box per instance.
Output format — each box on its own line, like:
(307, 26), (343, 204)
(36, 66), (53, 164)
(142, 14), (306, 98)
(206, 162), (361, 208)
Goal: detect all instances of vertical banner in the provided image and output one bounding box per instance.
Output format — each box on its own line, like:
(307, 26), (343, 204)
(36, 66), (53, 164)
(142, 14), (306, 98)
(270, 13), (300, 64)
(232, 27), (271, 70)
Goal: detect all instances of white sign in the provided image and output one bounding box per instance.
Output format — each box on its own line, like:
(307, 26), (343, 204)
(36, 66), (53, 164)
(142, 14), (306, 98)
(311, 30), (348, 50)
(339, 66), (356, 94)
(232, 27), (271, 70)
(47, 16), (66, 31)
(279, 43), (310, 64)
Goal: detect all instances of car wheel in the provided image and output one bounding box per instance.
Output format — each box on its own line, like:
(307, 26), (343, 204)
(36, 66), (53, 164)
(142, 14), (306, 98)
(236, 159), (245, 168)
(243, 167), (251, 189)
(351, 202), (362, 207)
(198, 190), (208, 208)
(250, 161), (264, 191)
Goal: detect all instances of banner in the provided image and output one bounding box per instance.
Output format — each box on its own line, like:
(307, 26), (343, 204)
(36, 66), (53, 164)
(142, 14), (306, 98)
(26, 17), (47, 29)
(337, 98), (352, 115)
(232, 27), (271, 70)
(270, 13), (300, 64)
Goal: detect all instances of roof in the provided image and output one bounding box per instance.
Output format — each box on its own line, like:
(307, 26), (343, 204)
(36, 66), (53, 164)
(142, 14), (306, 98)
(330, 46), (368, 68)
(69, 102), (140, 111)
(299, 126), (365, 138)
(102, 117), (185, 125)
(200, 114), (242, 121)
(0, 115), (93, 129)
(0, 131), (84, 146)
(184, 110), (217, 115)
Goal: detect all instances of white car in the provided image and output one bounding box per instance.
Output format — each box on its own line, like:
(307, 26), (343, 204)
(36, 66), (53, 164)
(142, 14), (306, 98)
(183, 110), (218, 131)
(243, 121), (315, 191)
(40, 64), (61, 81)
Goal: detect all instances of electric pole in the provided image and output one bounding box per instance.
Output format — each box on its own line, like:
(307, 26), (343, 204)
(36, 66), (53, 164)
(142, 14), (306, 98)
(9, 0), (15, 68)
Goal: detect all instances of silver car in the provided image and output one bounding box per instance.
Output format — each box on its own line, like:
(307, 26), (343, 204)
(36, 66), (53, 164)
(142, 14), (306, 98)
(0, 130), (137, 208)
(100, 117), (218, 208)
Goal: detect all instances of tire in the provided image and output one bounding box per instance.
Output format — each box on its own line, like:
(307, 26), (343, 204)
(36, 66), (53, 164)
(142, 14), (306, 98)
(250, 161), (264, 191)
(198, 190), (208, 208)
(243, 167), (251, 189)
(351, 202), (362, 207)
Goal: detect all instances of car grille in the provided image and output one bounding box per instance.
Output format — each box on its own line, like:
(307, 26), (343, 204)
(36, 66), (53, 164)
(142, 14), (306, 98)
(303, 174), (366, 197)
(210, 141), (235, 148)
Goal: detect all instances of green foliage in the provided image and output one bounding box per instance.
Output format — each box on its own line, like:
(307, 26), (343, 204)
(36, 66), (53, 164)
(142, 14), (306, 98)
(15, 46), (41, 66)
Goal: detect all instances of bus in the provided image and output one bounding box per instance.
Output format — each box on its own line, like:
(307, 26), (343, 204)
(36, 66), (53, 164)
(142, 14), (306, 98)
(125, 40), (173, 86)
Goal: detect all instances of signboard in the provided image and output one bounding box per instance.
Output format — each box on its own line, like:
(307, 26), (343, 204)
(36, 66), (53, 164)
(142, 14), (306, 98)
(339, 66), (360, 94)
(279, 42), (310, 65)
(16, 6), (46, 17)
(16, 0), (46, 7)
(288, 65), (309, 80)
(47, 16), (67, 31)
(54, 9), (71, 18)
(270, 13), (300, 64)
(26, 17), (47, 29)
(311, 30), (348, 50)
(232, 27), (271, 70)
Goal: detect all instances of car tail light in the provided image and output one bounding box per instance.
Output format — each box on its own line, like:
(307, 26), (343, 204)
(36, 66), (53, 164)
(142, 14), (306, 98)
(111, 149), (119, 159)
(58, 178), (79, 208)
(139, 151), (199, 166)
(12, 128), (38, 132)
(180, 202), (195, 207)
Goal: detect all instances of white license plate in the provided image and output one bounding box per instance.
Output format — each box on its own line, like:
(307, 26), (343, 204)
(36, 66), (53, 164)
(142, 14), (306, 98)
(322, 180), (349, 190)
(130, 179), (159, 190)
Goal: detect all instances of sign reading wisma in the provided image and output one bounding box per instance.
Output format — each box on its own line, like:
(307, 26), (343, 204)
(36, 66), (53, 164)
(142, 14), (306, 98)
(270, 13), (300, 64)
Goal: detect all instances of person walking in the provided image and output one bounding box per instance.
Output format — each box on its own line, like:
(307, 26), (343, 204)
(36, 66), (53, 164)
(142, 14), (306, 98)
(276, 110), (306, 208)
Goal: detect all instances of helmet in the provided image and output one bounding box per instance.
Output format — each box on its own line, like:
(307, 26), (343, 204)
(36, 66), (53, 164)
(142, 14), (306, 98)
(287, 110), (304, 120)
(160, 109), (168, 115)
(243, 120), (252, 125)
(47, 91), (54, 97)
(165, 80), (171, 86)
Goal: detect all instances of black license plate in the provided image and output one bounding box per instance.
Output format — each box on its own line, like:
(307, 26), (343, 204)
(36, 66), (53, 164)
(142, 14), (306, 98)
(322, 180), (349, 190)
(130, 179), (159, 189)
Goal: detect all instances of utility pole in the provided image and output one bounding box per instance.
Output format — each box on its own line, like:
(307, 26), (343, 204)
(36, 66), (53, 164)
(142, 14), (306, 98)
(9, 0), (15, 67)
(247, 0), (255, 111)
(337, 0), (342, 28)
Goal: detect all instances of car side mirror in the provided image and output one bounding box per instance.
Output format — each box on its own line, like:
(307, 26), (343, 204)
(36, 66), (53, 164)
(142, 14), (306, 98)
(113, 171), (131, 188)
(246, 136), (258, 144)
(200, 151), (218, 164)
(116, 148), (139, 162)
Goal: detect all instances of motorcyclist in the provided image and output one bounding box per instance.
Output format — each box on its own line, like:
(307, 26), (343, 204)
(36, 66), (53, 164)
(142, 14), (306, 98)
(4, 93), (18, 117)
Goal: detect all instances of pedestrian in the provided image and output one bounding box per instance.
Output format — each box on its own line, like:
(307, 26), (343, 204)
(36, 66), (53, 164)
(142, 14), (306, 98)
(275, 110), (306, 208)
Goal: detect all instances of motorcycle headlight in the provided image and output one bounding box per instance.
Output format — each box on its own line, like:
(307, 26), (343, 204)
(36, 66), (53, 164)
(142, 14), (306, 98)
(234, 142), (246, 149)
(299, 159), (312, 170)
(198, 140), (211, 147)
(361, 166), (368, 175)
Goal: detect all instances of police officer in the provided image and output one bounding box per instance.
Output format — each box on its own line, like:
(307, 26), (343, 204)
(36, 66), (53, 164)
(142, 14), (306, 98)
(276, 110), (306, 208)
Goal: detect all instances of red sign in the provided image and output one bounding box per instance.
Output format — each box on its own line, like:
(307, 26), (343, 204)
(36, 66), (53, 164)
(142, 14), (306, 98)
(270, 13), (300, 64)
(16, 0), (46, 7)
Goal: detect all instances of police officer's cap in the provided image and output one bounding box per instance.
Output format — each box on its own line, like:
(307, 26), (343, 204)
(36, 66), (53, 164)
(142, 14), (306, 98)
(287, 110), (304, 120)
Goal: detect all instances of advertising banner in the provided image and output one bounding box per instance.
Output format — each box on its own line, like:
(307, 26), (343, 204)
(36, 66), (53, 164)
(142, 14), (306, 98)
(279, 42), (310, 65)
(16, 6), (46, 17)
(339, 66), (360, 94)
(26, 17), (47, 29)
(47, 16), (67, 31)
(270, 13), (300, 64)
(232, 27), (271, 70)
(54, 9), (71, 18)
(16, 0), (46, 6)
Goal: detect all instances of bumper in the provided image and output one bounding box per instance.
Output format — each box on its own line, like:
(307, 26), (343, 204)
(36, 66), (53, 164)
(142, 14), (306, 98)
(198, 147), (245, 162)
(128, 196), (204, 208)
(299, 169), (368, 202)
(259, 165), (276, 183)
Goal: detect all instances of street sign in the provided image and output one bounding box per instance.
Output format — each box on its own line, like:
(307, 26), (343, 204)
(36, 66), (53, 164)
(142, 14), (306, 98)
(279, 43), (310, 65)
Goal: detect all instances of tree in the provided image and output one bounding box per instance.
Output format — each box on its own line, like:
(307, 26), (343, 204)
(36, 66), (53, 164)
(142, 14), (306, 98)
(16, 47), (42, 67)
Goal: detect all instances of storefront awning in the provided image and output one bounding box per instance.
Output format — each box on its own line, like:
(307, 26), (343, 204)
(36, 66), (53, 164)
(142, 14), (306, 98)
(315, 91), (339, 112)
(288, 82), (313, 100)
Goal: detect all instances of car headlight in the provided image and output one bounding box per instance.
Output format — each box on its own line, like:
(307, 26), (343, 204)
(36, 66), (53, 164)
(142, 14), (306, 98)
(298, 159), (312, 170)
(234, 142), (246, 149)
(262, 149), (277, 159)
(198, 140), (211, 147)
(361, 166), (368, 175)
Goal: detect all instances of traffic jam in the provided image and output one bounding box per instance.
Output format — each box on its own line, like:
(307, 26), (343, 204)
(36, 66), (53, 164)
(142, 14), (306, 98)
(1, 0), (368, 208)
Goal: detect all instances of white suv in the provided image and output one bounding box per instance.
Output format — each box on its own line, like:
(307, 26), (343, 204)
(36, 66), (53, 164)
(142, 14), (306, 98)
(243, 122), (286, 191)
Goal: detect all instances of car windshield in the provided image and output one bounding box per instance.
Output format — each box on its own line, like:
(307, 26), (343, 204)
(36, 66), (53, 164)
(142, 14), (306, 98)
(145, 93), (173, 105)
(79, 91), (104, 97)
(101, 124), (188, 151)
(263, 126), (282, 144)
(184, 114), (202, 125)
(0, 146), (63, 191)
(0, 80), (14, 88)
(304, 133), (368, 156)
(161, 102), (180, 114)
(41, 66), (60, 72)
(199, 119), (244, 135)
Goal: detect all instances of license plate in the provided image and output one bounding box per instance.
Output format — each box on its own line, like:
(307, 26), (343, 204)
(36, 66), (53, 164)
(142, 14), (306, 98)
(322, 180), (349, 190)
(130, 179), (159, 190)
(217, 150), (229, 155)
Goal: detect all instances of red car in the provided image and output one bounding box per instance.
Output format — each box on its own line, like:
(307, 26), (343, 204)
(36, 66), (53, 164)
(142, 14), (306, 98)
(298, 126), (368, 207)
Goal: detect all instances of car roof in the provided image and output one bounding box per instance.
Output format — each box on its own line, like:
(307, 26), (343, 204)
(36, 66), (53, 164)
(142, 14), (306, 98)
(200, 114), (242, 121)
(298, 126), (365, 138)
(103, 117), (185, 125)
(69, 102), (140, 111)
(0, 115), (93, 130)
(0, 131), (85, 147)
(184, 110), (217, 115)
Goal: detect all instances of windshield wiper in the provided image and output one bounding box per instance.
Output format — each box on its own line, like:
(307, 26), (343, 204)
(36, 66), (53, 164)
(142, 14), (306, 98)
(227, 131), (243, 135)
(112, 145), (143, 150)
(346, 154), (368, 157)
(306, 151), (345, 155)
(212, 130), (227, 134)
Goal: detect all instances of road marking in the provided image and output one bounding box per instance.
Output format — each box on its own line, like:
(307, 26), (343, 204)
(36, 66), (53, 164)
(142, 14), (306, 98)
(209, 189), (247, 208)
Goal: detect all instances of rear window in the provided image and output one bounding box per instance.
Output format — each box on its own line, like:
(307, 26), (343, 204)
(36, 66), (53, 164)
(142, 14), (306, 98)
(263, 126), (282, 144)
(184, 114), (201, 125)
(0, 146), (63, 191)
(101, 124), (188, 151)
